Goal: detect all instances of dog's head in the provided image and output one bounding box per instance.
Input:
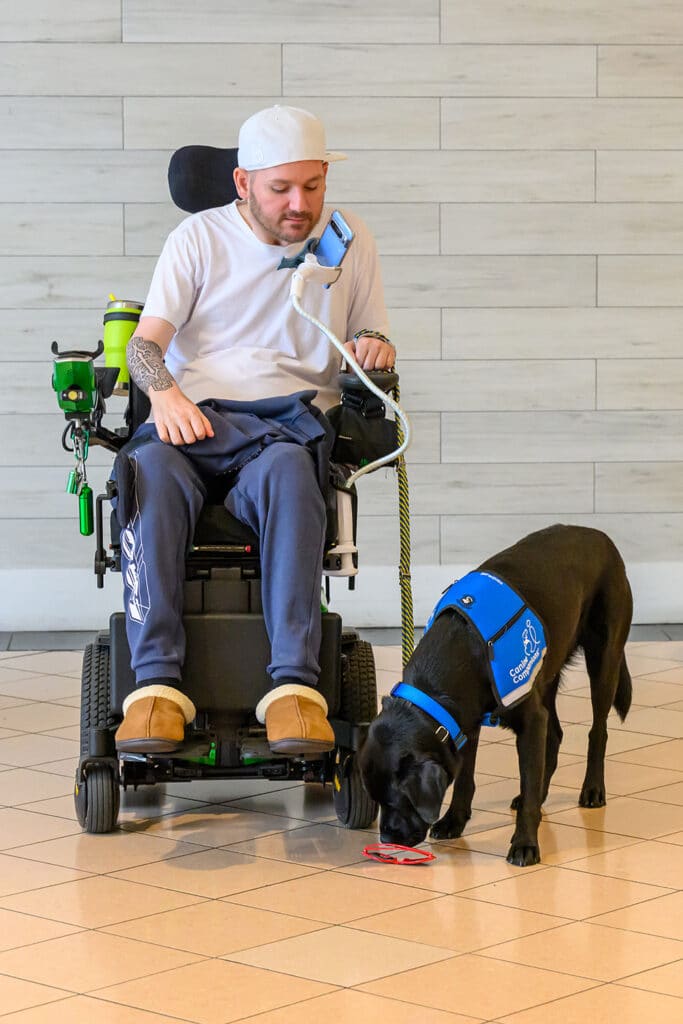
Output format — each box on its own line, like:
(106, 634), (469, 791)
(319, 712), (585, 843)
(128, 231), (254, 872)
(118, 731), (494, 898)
(359, 697), (459, 847)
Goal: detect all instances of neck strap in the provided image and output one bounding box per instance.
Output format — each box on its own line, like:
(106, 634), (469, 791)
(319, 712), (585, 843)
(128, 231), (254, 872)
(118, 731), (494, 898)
(390, 682), (467, 750)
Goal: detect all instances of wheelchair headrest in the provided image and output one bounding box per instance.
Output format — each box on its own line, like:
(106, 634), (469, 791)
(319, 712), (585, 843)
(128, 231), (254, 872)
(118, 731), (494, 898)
(168, 146), (240, 213)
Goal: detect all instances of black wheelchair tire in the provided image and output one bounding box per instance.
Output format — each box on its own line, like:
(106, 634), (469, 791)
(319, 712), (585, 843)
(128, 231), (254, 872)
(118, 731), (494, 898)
(80, 633), (118, 759)
(340, 638), (377, 723)
(75, 763), (120, 834)
(332, 747), (377, 829)
(75, 633), (121, 833)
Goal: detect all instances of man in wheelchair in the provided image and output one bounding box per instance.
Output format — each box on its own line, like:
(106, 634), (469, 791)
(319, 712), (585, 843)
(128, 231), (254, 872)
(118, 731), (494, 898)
(113, 105), (395, 759)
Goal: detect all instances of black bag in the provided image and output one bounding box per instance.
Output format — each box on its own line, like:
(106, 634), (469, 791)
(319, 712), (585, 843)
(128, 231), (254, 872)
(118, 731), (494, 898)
(327, 386), (398, 468)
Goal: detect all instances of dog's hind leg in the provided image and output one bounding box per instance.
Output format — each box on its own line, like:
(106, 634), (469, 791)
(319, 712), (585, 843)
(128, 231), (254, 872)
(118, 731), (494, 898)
(580, 642), (630, 808)
(511, 676), (562, 811)
(508, 695), (548, 866)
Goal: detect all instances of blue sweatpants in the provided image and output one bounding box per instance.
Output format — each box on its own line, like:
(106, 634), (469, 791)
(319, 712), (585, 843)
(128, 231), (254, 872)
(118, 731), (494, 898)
(119, 403), (327, 691)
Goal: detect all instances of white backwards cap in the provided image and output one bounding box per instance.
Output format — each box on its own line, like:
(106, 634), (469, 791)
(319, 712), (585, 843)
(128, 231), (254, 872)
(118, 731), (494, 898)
(237, 105), (347, 171)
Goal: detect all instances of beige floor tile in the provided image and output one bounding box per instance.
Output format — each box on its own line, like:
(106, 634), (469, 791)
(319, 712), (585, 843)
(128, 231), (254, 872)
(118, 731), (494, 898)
(229, 988), (477, 1024)
(228, 923), (453, 986)
(546, 795), (683, 839)
(30, 757), (77, 778)
(590, 889), (683, 940)
(481, 920), (683, 982)
(633, 780), (683, 805)
(226, 868), (436, 923)
(0, 975), (69, 1016)
(496, 980), (683, 1024)
(229, 822), (377, 868)
(93, 959), (335, 1024)
(638, 663), (683, 684)
(352, 893), (567, 952)
(224, 784), (338, 824)
(555, 693), (593, 723)
(360, 953), (596, 1019)
(0, 874), (202, 927)
(461, 863), (671, 918)
(339, 843), (545, 894)
(0, 930), (202, 994)
(453, 818), (638, 865)
(10, 829), (203, 873)
(629, 641), (683, 661)
(552, 757), (683, 796)
(630, 678), (683, 706)
(0, 768), (73, 806)
(621, 959), (683, 998)
(0, 703), (79, 732)
(565, 839), (683, 888)
(0, 995), (197, 1023)
(42, 725), (80, 741)
(0, 676), (81, 702)
(624, 653), (683, 676)
(104, 899), (325, 956)
(558, 722), (664, 756)
(0, 907), (81, 950)
(610, 737), (683, 770)
(0, 734), (79, 768)
(18, 794), (81, 818)
(473, 777), (578, 815)
(114, 847), (319, 898)
(0, 726), (21, 739)
(0, 666), (48, 686)
(2, 652), (83, 677)
(667, 699), (683, 711)
(0, 806), (81, 849)
(662, 830), (683, 845)
(121, 804), (308, 847)
(613, 706), (683, 739)
(0, 695), (30, 709)
(0, 852), (91, 896)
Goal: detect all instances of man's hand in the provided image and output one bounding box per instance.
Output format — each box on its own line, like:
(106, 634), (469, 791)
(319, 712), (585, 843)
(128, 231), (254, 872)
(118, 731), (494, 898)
(342, 335), (395, 371)
(149, 385), (215, 445)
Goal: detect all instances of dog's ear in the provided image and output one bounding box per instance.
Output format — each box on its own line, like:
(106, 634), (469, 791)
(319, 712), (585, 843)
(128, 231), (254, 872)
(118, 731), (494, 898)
(401, 760), (449, 824)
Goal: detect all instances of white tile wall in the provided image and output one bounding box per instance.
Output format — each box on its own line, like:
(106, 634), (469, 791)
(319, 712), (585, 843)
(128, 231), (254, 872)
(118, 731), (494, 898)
(3, 3), (683, 628)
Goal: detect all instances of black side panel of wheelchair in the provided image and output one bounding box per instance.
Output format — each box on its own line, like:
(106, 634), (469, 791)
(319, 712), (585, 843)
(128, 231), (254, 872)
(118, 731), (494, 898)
(109, 610), (342, 717)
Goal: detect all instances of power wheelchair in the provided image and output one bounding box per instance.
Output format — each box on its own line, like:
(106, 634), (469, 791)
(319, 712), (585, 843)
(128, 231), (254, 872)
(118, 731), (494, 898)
(56, 145), (405, 835)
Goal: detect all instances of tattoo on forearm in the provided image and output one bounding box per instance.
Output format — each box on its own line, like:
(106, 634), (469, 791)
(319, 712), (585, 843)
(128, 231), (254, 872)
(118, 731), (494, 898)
(127, 336), (176, 394)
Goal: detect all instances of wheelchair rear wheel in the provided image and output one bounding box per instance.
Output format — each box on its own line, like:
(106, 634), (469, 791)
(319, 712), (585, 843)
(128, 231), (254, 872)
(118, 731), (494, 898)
(333, 637), (378, 829)
(74, 634), (120, 833)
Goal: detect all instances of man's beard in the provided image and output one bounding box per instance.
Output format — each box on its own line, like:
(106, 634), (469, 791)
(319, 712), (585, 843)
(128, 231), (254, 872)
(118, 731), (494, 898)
(247, 194), (316, 244)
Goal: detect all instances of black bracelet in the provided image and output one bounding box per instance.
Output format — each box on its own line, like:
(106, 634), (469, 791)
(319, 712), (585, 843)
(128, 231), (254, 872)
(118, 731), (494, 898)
(353, 329), (395, 348)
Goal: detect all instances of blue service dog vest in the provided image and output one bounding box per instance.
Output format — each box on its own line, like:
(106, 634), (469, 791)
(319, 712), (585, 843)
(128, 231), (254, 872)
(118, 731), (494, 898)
(425, 571), (547, 712)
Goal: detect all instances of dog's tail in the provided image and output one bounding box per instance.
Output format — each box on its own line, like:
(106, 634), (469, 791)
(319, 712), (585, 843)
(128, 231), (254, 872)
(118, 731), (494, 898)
(613, 656), (632, 722)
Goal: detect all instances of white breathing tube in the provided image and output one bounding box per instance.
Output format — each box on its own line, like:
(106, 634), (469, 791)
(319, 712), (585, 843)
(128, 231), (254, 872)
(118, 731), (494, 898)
(290, 252), (411, 488)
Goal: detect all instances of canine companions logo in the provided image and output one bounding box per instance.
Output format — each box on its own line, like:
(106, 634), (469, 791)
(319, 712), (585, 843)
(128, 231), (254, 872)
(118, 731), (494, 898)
(511, 619), (543, 687)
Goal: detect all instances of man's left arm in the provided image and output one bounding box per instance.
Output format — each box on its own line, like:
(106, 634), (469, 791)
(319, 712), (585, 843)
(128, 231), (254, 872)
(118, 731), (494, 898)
(341, 214), (394, 371)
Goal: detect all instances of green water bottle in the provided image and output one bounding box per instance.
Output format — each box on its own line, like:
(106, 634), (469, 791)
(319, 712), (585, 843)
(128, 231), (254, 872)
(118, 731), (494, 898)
(79, 485), (94, 536)
(102, 295), (144, 395)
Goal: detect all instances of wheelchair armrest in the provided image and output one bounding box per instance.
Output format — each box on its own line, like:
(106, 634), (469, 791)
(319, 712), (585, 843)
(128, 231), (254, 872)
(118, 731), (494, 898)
(337, 369), (399, 394)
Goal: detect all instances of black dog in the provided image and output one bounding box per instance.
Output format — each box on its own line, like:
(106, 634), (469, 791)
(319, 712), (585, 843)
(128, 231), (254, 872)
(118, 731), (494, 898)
(359, 524), (633, 866)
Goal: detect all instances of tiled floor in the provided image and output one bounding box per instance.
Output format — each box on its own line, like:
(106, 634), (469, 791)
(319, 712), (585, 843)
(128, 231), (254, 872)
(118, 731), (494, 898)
(0, 642), (681, 1023)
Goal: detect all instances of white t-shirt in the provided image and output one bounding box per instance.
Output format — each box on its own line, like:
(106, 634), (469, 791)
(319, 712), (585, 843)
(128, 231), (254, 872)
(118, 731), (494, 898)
(142, 201), (389, 411)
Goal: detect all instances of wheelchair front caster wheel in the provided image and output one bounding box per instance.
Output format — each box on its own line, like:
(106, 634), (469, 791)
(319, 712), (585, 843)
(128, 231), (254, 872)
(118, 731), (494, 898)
(74, 764), (120, 834)
(332, 748), (377, 830)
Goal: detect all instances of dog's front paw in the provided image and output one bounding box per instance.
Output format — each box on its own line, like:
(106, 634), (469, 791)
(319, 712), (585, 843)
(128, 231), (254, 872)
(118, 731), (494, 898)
(579, 784), (606, 808)
(506, 842), (540, 867)
(430, 810), (470, 840)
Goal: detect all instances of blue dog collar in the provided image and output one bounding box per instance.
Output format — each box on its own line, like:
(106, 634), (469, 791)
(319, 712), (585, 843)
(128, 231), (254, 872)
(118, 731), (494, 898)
(390, 682), (467, 750)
